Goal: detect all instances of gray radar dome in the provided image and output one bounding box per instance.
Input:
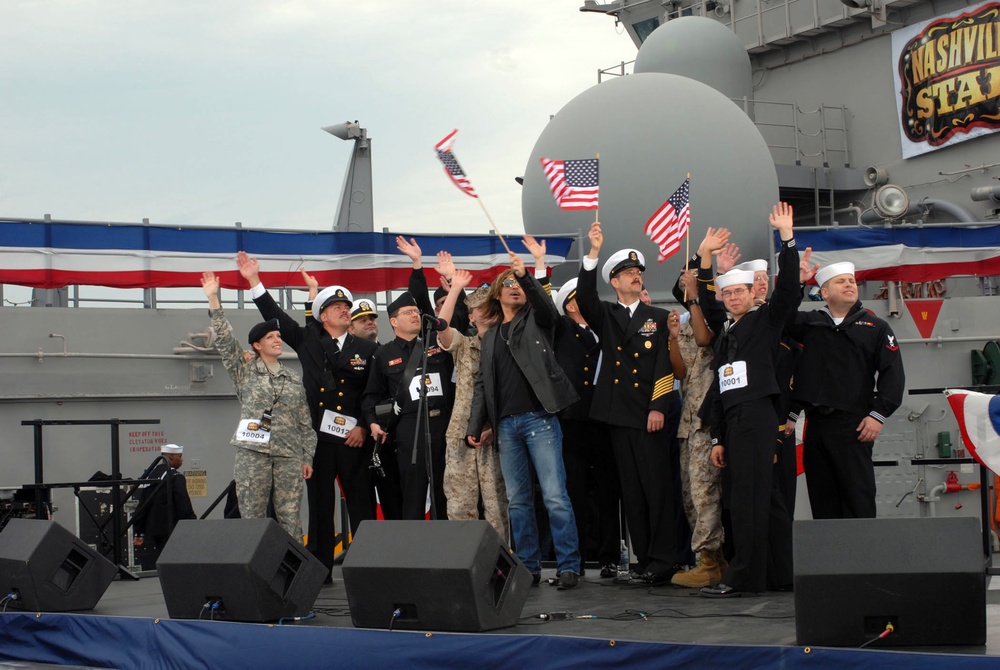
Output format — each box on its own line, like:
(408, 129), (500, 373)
(634, 16), (752, 101)
(522, 73), (778, 301)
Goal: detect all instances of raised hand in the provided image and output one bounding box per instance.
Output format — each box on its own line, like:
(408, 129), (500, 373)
(587, 221), (603, 258)
(769, 202), (794, 233)
(509, 251), (526, 278)
(452, 268), (473, 291)
(522, 234), (547, 262)
(714, 242), (742, 274)
(698, 227), (731, 257)
(434, 250), (456, 280)
(236, 251), (260, 285)
(396, 236), (423, 267)
(799, 247), (819, 284)
(200, 271), (220, 298)
(300, 268), (319, 300)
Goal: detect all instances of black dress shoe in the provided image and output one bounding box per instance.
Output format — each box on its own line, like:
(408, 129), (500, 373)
(700, 583), (756, 598)
(600, 563), (618, 579)
(612, 568), (641, 584)
(531, 573), (541, 586)
(628, 570), (670, 587)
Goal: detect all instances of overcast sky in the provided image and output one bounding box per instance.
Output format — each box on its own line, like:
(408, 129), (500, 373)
(1, 1), (635, 237)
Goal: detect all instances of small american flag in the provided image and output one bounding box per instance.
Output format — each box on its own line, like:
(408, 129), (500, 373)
(540, 157), (599, 211)
(435, 129), (478, 198)
(645, 177), (691, 263)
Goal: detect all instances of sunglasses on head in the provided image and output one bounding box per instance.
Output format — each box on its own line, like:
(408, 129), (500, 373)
(502, 278), (517, 288)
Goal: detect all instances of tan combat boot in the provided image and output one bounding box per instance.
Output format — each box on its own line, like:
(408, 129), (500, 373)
(670, 548), (725, 589)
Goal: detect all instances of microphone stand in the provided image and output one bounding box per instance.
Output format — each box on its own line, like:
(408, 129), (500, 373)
(410, 318), (439, 520)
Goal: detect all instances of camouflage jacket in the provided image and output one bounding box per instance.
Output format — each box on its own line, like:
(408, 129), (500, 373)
(211, 308), (316, 462)
(676, 321), (715, 440)
(443, 329), (481, 442)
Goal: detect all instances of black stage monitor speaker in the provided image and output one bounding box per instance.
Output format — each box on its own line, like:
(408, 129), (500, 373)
(0, 518), (117, 612)
(156, 518), (327, 622)
(342, 520), (532, 632)
(794, 517), (985, 647)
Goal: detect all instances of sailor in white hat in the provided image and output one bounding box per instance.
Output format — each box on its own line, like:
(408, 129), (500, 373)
(733, 259), (769, 306)
(695, 203), (799, 598)
(132, 443), (196, 552)
(786, 259), (904, 521)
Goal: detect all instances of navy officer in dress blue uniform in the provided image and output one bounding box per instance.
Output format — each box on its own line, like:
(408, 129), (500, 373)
(574, 223), (679, 587)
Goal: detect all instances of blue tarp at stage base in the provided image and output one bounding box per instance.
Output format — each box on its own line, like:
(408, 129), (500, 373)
(0, 612), (996, 670)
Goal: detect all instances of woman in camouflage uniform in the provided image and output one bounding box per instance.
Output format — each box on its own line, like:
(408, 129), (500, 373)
(201, 271), (316, 543)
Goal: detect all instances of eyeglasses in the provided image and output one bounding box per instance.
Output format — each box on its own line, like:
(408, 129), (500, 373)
(617, 268), (643, 278)
(721, 287), (749, 298)
(394, 308), (420, 317)
(502, 278), (517, 288)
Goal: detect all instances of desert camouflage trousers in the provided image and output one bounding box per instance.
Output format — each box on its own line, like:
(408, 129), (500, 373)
(443, 436), (509, 545)
(679, 428), (724, 553)
(235, 447), (304, 544)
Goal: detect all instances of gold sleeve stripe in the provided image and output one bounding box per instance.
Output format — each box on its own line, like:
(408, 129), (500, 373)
(697, 278), (715, 292)
(778, 423), (787, 432)
(651, 374), (675, 400)
(305, 309), (313, 317)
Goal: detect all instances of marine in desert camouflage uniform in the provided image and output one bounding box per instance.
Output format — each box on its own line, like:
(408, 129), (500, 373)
(437, 271), (509, 542)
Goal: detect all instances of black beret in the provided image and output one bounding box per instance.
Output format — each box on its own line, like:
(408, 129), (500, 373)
(248, 319), (280, 345)
(433, 286), (449, 303)
(387, 292), (417, 317)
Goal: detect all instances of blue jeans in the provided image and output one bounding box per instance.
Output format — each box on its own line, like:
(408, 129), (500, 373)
(496, 411), (580, 575)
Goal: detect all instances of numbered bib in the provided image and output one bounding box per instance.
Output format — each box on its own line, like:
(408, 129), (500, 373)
(320, 410), (358, 439)
(236, 419), (271, 444)
(718, 360), (749, 393)
(409, 372), (444, 401)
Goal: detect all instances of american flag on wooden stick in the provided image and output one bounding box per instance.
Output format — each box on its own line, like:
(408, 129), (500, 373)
(434, 129), (478, 198)
(539, 157), (599, 210)
(645, 177), (691, 262)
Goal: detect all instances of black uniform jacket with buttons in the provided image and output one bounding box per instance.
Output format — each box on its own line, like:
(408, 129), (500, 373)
(361, 334), (454, 428)
(554, 315), (601, 423)
(253, 290), (377, 443)
(574, 264), (675, 431)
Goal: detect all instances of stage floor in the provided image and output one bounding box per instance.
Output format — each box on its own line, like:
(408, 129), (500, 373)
(53, 566), (1000, 655)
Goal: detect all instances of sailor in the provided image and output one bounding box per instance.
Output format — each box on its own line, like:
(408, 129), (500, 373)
(574, 225), (679, 587)
(237, 253), (377, 572)
(552, 277), (622, 578)
(786, 261), (905, 519)
(349, 300), (380, 343)
(362, 292), (453, 520)
(697, 203), (799, 598)
(132, 443), (196, 552)
(203, 271), (317, 543)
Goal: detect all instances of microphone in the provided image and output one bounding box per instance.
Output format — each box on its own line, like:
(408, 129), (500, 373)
(421, 313), (448, 331)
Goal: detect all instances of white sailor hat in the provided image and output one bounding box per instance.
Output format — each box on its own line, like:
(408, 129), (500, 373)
(716, 269), (755, 290)
(815, 262), (855, 287)
(554, 278), (579, 316)
(734, 259), (768, 273)
(161, 443), (184, 454)
(602, 249), (645, 284)
(315, 285), (354, 312)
